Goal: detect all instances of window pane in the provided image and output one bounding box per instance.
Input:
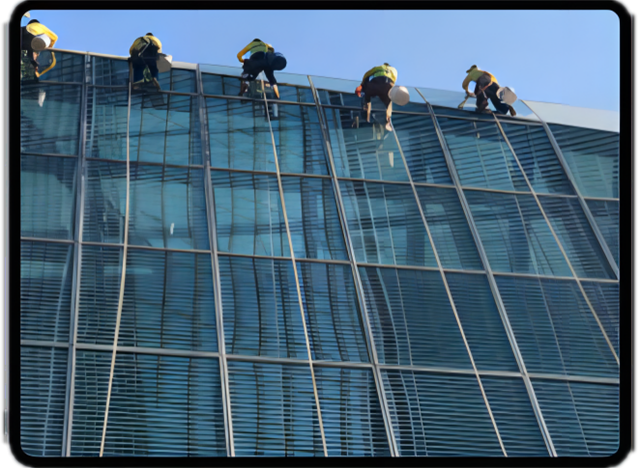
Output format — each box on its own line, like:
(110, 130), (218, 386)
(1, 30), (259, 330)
(227, 361), (324, 456)
(271, 104), (329, 174)
(207, 98), (275, 171)
(466, 190), (571, 277)
(582, 281), (619, 356)
(103, 354), (225, 456)
(360, 267), (471, 369)
(382, 370), (503, 456)
(119, 249), (217, 351)
(21, 154), (76, 240)
(202, 73), (243, 96)
(415, 186), (482, 270)
(212, 170), (289, 256)
(37, 51), (85, 82)
(324, 107), (409, 181)
(21, 83), (82, 155)
(297, 262), (368, 363)
(532, 379), (619, 456)
(219, 256), (307, 359)
(158, 68), (196, 93)
(393, 113), (452, 184)
(83, 161), (127, 244)
(21, 241), (73, 342)
(315, 367), (390, 456)
(495, 276), (618, 378)
(21, 347), (68, 457)
(91, 56), (129, 86)
(446, 272), (518, 372)
(501, 123), (574, 195)
(539, 196), (615, 279)
(548, 124), (618, 198)
(438, 117), (527, 192)
(281, 176), (347, 260)
(340, 181), (436, 267)
(586, 199), (619, 266)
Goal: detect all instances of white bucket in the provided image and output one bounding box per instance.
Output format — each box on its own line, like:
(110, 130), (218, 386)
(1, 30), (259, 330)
(31, 34), (51, 51)
(389, 86), (410, 106)
(497, 87), (517, 105)
(156, 54), (173, 73)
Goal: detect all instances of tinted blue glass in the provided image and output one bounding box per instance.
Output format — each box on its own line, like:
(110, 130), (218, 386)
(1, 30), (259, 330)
(91, 56), (129, 86)
(297, 262), (368, 362)
(271, 104), (329, 174)
(360, 267), (470, 369)
(37, 51), (85, 82)
(548, 124), (619, 198)
(539, 196), (615, 279)
(21, 83), (82, 155)
(83, 161), (127, 244)
(495, 276), (618, 378)
(465, 190), (571, 276)
(21, 154), (76, 239)
(119, 249), (217, 351)
(479, 376), (548, 456)
(21, 347), (68, 457)
(281, 176), (347, 260)
(501, 123), (574, 195)
(324, 107), (409, 181)
(211, 170), (289, 256)
(581, 281), (619, 356)
(227, 361), (325, 456)
(415, 186), (482, 270)
(86, 88), (203, 165)
(21, 241), (72, 342)
(76, 245), (122, 345)
(586, 199), (619, 266)
(219, 256), (307, 359)
(392, 112), (452, 184)
(207, 98), (275, 171)
(340, 181), (436, 267)
(532, 380), (619, 456)
(382, 370), (503, 456)
(103, 354), (226, 456)
(314, 367), (390, 456)
(158, 68), (197, 93)
(446, 273), (518, 371)
(202, 73), (243, 96)
(438, 117), (528, 191)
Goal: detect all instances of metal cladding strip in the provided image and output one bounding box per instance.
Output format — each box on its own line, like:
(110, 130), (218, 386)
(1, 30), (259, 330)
(307, 76), (399, 457)
(387, 121), (507, 458)
(198, 64), (235, 458)
(492, 114), (620, 365)
(98, 66), (133, 458)
(62, 52), (91, 456)
(262, 88), (328, 457)
(415, 88), (557, 457)
(521, 102), (619, 280)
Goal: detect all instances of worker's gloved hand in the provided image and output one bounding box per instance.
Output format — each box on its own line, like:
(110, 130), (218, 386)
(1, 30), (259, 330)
(355, 85), (363, 97)
(239, 58), (245, 63)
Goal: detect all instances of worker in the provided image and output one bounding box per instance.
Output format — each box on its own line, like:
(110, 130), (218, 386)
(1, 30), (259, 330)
(129, 32), (162, 90)
(21, 19), (58, 81)
(355, 63), (398, 132)
(237, 38), (281, 99)
(462, 65), (516, 116)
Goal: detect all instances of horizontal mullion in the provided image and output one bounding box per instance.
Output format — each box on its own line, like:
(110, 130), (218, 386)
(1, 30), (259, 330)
(80, 241), (211, 255)
(377, 363), (521, 379)
(21, 237), (75, 245)
(528, 372), (619, 385)
(462, 186), (532, 196)
(32, 80), (83, 86)
(21, 340), (69, 348)
(535, 192), (580, 200)
(583, 196), (620, 202)
(73, 342), (221, 359)
(19, 152), (78, 159)
(216, 251), (350, 265)
(336, 176), (411, 186)
(85, 157), (204, 170)
(225, 353), (310, 366)
(492, 270), (618, 284)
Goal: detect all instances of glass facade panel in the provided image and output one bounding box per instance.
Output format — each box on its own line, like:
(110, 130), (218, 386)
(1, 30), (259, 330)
(582, 281), (619, 356)
(91, 56), (129, 86)
(227, 361), (325, 456)
(360, 267), (471, 369)
(340, 181), (436, 267)
(21, 154), (77, 240)
(586, 199), (619, 266)
(157, 68), (197, 93)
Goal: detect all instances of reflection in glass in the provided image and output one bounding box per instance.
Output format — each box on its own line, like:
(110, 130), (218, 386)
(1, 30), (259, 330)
(586, 199), (619, 266)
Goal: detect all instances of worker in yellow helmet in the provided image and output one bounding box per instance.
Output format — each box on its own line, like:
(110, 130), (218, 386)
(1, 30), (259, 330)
(355, 63), (398, 131)
(129, 32), (162, 90)
(462, 65), (516, 116)
(21, 19), (58, 81)
(237, 38), (283, 99)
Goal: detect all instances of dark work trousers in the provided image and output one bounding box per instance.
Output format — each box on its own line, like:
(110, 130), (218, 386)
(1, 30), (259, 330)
(242, 52), (277, 86)
(362, 76), (394, 122)
(475, 73), (510, 114)
(132, 49), (159, 83)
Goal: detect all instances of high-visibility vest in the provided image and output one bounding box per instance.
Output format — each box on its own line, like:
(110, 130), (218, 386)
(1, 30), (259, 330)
(368, 64), (398, 84)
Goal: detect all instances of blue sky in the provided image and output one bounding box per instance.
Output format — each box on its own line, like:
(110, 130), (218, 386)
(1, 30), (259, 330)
(21, 9), (620, 111)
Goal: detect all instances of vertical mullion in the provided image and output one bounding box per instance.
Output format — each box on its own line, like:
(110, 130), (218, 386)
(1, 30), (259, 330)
(521, 103), (619, 280)
(262, 90), (328, 457)
(308, 76), (399, 457)
(492, 114), (619, 364)
(418, 88), (557, 456)
(62, 53), (90, 456)
(388, 116), (508, 457)
(197, 65), (234, 457)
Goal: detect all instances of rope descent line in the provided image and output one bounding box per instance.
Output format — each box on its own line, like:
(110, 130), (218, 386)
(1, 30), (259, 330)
(99, 63), (133, 457)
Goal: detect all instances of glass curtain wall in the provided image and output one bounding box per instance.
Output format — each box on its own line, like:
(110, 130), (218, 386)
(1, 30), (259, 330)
(20, 51), (620, 458)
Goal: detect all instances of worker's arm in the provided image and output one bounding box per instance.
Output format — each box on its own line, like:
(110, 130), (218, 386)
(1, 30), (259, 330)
(237, 42), (253, 63)
(388, 67), (398, 84)
(361, 66), (379, 84)
(149, 36), (162, 53)
(462, 73), (474, 96)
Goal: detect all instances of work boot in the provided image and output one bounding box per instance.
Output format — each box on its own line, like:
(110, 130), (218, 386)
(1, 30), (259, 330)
(508, 105), (517, 116)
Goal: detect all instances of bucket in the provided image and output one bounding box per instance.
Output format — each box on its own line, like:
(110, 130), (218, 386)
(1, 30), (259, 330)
(31, 34), (51, 51)
(497, 87), (517, 105)
(156, 54), (173, 73)
(389, 86), (410, 106)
